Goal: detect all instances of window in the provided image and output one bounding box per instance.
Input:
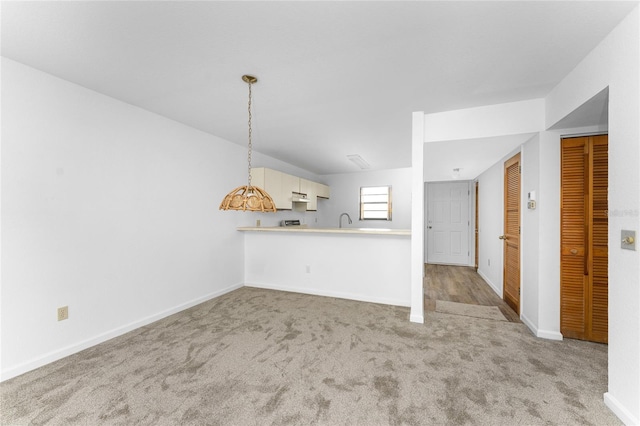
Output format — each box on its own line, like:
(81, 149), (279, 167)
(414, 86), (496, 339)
(360, 186), (392, 220)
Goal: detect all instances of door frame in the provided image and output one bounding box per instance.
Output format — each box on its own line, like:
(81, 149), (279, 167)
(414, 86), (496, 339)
(475, 181), (479, 271)
(424, 180), (475, 266)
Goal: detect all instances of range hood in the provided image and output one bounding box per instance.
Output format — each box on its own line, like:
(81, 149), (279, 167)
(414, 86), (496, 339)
(292, 192), (310, 203)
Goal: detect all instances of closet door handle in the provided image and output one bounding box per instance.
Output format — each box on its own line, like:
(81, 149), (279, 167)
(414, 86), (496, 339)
(570, 249), (578, 255)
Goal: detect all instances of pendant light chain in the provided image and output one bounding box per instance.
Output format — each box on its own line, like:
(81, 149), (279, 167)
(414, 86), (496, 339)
(219, 74), (275, 212)
(247, 81), (253, 188)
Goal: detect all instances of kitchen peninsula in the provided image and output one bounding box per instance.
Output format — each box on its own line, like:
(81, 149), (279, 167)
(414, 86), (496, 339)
(239, 226), (411, 307)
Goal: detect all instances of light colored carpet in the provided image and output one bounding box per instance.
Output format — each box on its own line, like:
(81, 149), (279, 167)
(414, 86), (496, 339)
(435, 300), (508, 322)
(0, 287), (620, 425)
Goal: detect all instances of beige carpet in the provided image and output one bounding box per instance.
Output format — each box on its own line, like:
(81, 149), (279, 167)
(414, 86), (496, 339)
(435, 300), (508, 322)
(0, 287), (620, 425)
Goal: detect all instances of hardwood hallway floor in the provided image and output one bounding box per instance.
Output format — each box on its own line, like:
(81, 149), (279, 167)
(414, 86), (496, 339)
(424, 263), (521, 323)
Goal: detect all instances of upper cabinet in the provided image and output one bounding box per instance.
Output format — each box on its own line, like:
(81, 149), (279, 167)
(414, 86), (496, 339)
(281, 172), (300, 203)
(299, 178), (317, 211)
(251, 168), (329, 211)
(317, 182), (330, 199)
(262, 168), (283, 207)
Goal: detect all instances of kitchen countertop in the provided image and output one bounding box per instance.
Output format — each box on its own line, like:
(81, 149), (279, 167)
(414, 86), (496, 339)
(237, 226), (411, 236)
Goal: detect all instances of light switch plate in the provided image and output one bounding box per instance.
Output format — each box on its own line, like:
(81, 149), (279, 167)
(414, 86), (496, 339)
(621, 230), (636, 251)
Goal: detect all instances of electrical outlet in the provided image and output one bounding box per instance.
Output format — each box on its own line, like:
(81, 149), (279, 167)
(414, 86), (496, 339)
(57, 306), (69, 321)
(488, 259), (491, 266)
(306, 265), (311, 273)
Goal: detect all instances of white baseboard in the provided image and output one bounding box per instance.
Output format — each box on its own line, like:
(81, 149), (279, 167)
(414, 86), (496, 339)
(604, 392), (639, 425)
(244, 282), (411, 308)
(477, 270), (502, 297)
(0, 282), (243, 382)
(520, 313), (537, 336)
(410, 314), (424, 324)
(535, 329), (563, 341)
(520, 313), (563, 341)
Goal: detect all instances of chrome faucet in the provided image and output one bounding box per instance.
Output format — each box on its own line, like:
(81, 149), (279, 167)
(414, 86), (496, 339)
(339, 212), (352, 228)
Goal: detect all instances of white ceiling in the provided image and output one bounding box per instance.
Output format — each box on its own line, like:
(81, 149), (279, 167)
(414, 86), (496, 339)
(424, 133), (535, 182)
(2, 1), (636, 176)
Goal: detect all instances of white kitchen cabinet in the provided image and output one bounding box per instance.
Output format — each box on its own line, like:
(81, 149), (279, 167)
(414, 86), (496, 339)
(299, 179), (318, 211)
(250, 167), (328, 211)
(250, 168), (266, 190)
(317, 183), (330, 199)
(264, 168), (288, 209)
(250, 168), (277, 209)
(251, 168), (298, 210)
(281, 172), (300, 205)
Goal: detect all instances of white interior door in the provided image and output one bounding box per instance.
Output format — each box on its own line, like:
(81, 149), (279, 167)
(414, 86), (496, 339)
(426, 181), (471, 265)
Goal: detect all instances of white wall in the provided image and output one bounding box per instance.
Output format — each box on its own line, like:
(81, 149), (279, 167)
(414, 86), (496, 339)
(535, 131), (561, 340)
(424, 99), (545, 143)
(0, 58), (309, 381)
(411, 112), (425, 324)
(529, 126), (605, 342)
(544, 7), (640, 424)
(414, 6), (640, 424)
(316, 168), (411, 229)
(414, 98), (545, 327)
(244, 231), (411, 307)
(475, 146), (521, 297)
(470, 129), (562, 342)
(520, 135), (540, 331)
(475, 154), (504, 296)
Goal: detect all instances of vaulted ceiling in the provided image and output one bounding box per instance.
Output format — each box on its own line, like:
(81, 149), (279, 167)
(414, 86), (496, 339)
(2, 1), (636, 176)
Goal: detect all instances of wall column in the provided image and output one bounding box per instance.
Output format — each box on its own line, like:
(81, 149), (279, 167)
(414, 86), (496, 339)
(410, 111), (425, 323)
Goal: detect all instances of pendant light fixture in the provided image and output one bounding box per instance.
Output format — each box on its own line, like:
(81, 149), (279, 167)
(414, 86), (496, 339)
(219, 75), (276, 212)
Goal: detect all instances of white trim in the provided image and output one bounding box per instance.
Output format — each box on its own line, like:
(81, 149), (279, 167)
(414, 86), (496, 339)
(410, 111), (425, 324)
(244, 282), (411, 308)
(0, 282), (244, 382)
(520, 313), (537, 336)
(410, 314), (424, 323)
(427, 261), (471, 267)
(604, 392), (639, 426)
(468, 180), (475, 268)
(535, 330), (563, 341)
(478, 269), (502, 298)
(521, 313), (563, 341)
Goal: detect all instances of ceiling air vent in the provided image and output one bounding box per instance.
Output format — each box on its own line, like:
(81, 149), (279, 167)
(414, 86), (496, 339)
(347, 154), (370, 170)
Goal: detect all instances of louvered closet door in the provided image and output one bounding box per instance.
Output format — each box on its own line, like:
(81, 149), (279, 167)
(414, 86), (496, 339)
(590, 135), (608, 343)
(560, 135), (608, 343)
(561, 138), (587, 338)
(503, 153), (521, 315)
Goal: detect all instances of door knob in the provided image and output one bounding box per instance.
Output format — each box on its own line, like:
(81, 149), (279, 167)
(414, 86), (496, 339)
(499, 235), (507, 240)
(428, 226), (432, 229)
(570, 248), (578, 255)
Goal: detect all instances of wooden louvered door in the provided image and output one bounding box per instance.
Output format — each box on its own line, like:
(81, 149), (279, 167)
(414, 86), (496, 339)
(561, 138), (588, 338)
(502, 153), (521, 315)
(561, 135), (608, 343)
(590, 136), (608, 342)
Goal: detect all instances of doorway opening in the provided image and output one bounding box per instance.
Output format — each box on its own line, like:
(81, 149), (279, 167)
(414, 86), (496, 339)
(425, 181), (473, 266)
